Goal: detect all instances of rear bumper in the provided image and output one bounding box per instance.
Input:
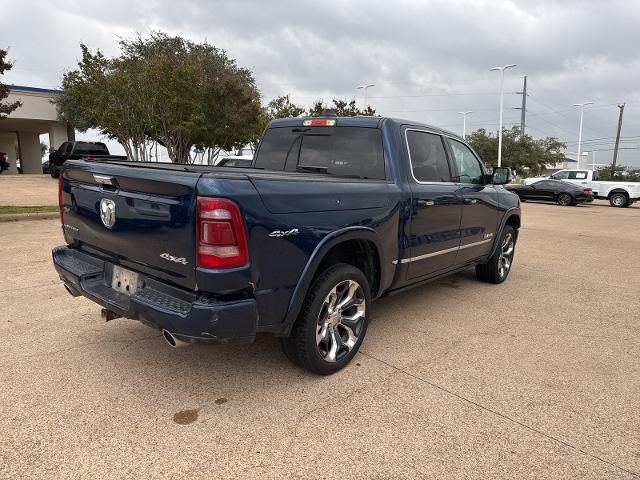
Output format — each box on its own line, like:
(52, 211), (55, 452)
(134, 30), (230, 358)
(52, 246), (258, 344)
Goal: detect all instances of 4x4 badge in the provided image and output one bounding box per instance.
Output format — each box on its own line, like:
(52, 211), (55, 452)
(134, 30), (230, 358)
(160, 253), (188, 265)
(269, 228), (299, 238)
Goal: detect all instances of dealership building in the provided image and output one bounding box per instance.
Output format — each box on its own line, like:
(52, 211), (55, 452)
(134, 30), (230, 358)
(0, 85), (74, 174)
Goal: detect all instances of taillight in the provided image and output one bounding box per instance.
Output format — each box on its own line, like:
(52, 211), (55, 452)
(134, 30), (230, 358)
(196, 197), (248, 269)
(583, 189), (590, 196)
(58, 175), (64, 223)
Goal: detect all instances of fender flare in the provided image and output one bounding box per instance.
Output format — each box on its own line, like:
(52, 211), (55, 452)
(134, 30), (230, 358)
(280, 226), (386, 336)
(487, 208), (521, 258)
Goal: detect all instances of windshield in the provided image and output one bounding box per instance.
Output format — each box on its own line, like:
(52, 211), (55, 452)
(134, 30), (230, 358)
(254, 126), (385, 180)
(73, 143), (109, 155)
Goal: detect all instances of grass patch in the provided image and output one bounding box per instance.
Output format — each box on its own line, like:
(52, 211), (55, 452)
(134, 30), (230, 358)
(0, 205), (59, 215)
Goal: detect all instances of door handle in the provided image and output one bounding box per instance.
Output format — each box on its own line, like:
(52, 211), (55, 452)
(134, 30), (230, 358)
(416, 199), (435, 207)
(464, 198), (478, 205)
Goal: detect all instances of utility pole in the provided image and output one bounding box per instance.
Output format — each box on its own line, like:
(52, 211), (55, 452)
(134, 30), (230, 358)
(519, 76), (527, 135)
(611, 103), (625, 175)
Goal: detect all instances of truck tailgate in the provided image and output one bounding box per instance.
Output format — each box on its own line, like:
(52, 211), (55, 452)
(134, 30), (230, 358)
(60, 161), (200, 290)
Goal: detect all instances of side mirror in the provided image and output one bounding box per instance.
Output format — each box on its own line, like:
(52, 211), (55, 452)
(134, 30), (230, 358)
(492, 167), (511, 185)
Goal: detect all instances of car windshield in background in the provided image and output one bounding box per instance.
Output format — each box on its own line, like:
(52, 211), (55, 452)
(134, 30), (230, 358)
(73, 143), (109, 155)
(255, 126), (385, 180)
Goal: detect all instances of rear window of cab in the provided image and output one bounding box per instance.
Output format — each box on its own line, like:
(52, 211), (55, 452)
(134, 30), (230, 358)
(255, 126), (385, 180)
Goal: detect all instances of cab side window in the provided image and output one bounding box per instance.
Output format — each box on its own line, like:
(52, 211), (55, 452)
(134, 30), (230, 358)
(568, 171), (588, 180)
(406, 130), (451, 183)
(551, 171), (569, 180)
(449, 139), (483, 184)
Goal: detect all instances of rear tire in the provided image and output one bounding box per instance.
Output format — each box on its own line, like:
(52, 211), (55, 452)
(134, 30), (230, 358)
(476, 226), (516, 284)
(281, 263), (370, 375)
(557, 193), (572, 206)
(609, 192), (629, 208)
(50, 169), (59, 179)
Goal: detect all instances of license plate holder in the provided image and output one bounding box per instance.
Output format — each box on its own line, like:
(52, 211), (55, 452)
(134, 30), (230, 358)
(112, 265), (139, 295)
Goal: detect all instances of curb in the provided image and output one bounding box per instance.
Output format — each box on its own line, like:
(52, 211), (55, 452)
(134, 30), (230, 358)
(0, 212), (59, 223)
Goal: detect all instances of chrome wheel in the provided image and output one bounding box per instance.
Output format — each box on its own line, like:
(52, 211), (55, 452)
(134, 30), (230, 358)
(557, 193), (572, 206)
(498, 232), (514, 279)
(316, 280), (366, 363)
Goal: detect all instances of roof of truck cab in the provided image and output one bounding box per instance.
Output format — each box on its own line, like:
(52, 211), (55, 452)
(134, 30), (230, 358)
(267, 116), (462, 140)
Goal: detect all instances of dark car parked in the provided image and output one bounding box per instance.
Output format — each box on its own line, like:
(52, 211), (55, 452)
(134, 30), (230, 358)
(507, 179), (592, 206)
(49, 141), (127, 178)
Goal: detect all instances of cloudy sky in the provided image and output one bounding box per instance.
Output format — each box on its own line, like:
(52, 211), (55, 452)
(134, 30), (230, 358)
(2, 0), (640, 166)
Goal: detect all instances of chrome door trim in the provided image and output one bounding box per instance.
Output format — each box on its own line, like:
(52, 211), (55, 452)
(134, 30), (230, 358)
(393, 238), (492, 264)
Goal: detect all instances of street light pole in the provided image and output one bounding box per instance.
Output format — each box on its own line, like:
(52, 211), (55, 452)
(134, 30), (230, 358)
(458, 111), (473, 138)
(356, 84), (375, 111)
(490, 64), (517, 167)
(573, 101), (593, 169)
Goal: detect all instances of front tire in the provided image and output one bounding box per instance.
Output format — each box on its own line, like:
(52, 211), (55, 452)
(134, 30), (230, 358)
(282, 263), (370, 375)
(476, 226), (516, 284)
(609, 192), (629, 208)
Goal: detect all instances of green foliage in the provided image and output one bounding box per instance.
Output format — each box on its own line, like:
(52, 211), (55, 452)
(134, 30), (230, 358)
(265, 94), (306, 119)
(0, 48), (22, 118)
(251, 95), (306, 147)
(56, 32), (262, 163)
(307, 98), (376, 117)
(252, 95), (377, 148)
(598, 165), (640, 182)
(466, 127), (565, 176)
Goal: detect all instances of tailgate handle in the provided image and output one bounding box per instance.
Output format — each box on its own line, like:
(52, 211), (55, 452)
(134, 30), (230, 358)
(93, 174), (117, 188)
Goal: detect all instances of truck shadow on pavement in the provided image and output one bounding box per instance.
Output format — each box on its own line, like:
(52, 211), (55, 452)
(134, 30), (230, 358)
(82, 270), (478, 396)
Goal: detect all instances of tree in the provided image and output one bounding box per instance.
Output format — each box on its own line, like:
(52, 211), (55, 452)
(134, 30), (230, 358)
(56, 33), (262, 164)
(0, 48), (21, 119)
(251, 94), (306, 147)
(466, 127), (565, 176)
(307, 98), (376, 117)
(598, 165), (640, 182)
(251, 95), (377, 148)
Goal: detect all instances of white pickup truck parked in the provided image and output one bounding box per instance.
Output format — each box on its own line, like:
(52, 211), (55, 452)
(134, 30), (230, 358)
(524, 169), (640, 207)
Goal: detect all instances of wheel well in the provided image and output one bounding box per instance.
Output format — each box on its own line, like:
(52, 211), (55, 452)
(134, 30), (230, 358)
(316, 240), (381, 297)
(505, 214), (520, 230)
(608, 189), (629, 199)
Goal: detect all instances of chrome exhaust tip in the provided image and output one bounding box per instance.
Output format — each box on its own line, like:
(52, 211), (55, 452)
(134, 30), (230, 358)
(64, 283), (80, 297)
(162, 329), (189, 348)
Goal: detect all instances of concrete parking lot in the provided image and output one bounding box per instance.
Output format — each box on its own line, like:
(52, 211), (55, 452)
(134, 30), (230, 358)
(0, 175), (58, 207)
(1, 202), (639, 479)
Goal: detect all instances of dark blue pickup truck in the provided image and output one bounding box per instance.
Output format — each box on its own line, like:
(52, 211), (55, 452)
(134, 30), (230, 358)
(53, 116), (520, 374)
